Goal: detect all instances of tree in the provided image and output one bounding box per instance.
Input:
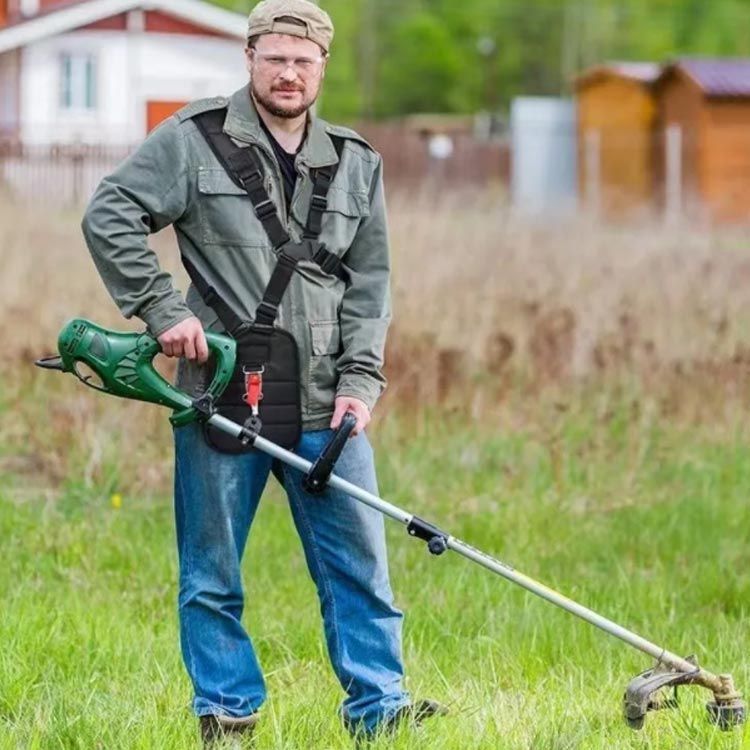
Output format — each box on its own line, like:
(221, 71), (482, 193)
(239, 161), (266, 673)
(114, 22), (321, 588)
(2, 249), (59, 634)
(210, 0), (750, 121)
(377, 11), (465, 116)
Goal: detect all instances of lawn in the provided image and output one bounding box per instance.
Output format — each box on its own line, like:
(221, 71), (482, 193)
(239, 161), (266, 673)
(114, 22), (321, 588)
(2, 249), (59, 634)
(3, 196), (750, 748)
(1, 373), (749, 749)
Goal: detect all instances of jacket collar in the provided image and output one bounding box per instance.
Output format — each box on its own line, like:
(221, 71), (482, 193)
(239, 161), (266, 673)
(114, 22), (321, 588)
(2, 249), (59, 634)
(224, 85), (339, 168)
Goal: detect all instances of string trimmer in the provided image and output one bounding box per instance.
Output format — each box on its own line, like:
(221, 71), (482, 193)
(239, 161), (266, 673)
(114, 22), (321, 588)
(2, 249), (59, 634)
(36, 318), (746, 731)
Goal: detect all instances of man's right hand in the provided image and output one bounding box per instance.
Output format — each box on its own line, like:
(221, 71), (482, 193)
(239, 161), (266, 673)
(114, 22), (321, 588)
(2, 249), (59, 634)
(157, 316), (209, 363)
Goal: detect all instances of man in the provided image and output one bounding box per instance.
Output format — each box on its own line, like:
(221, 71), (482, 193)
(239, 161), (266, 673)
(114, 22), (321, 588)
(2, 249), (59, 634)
(82, 0), (444, 745)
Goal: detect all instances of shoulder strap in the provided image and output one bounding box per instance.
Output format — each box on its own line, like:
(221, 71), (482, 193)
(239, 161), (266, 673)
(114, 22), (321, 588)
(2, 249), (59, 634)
(193, 108), (290, 249)
(193, 110), (348, 282)
(304, 136), (345, 240)
(189, 110), (350, 332)
(302, 136), (349, 282)
(180, 254), (248, 336)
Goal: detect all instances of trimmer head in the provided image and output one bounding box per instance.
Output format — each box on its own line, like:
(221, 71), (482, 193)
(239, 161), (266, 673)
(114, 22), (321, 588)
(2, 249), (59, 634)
(624, 657), (746, 730)
(706, 697), (747, 731)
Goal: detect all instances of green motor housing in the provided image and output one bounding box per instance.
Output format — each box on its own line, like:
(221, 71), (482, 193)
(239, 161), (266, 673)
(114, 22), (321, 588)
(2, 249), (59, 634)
(38, 318), (236, 426)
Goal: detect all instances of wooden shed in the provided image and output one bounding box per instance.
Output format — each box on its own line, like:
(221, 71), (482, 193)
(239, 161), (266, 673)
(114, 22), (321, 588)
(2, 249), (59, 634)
(656, 59), (750, 222)
(574, 62), (660, 216)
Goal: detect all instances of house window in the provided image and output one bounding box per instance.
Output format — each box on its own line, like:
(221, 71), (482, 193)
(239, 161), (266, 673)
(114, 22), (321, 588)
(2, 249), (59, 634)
(60, 53), (97, 110)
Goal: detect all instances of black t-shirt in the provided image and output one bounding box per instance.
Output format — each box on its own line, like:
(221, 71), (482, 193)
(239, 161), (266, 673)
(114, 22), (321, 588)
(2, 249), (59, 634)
(259, 117), (302, 210)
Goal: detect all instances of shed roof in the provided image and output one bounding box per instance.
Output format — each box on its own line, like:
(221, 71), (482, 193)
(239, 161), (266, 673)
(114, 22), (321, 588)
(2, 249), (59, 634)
(0, 0), (245, 54)
(661, 58), (750, 97)
(574, 61), (661, 89)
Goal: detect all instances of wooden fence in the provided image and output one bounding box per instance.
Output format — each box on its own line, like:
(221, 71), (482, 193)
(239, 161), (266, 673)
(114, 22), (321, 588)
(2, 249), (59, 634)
(359, 123), (509, 189)
(0, 141), (132, 206)
(0, 129), (509, 207)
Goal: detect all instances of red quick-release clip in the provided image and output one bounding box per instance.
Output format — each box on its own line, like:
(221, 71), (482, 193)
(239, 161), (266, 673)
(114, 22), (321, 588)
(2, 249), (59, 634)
(242, 367), (263, 416)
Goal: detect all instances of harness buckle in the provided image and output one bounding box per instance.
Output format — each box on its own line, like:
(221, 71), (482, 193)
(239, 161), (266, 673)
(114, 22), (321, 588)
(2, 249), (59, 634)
(281, 240), (316, 263)
(310, 193), (328, 212)
(255, 300), (278, 321)
(240, 168), (263, 186)
(315, 250), (340, 275)
(254, 198), (276, 220)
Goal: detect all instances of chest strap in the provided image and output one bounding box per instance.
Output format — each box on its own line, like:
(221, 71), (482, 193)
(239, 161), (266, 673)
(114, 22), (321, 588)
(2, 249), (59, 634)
(188, 107), (348, 337)
(192, 107), (346, 272)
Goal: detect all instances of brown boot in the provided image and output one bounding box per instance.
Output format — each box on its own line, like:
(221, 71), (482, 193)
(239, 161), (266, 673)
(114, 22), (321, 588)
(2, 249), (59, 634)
(350, 699), (449, 745)
(199, 713), (259, 749)
(382, 699), (449, 732)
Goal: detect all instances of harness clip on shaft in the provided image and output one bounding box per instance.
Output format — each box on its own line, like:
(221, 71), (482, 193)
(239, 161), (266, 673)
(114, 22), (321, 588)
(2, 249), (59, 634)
(407, 516), (450, 556)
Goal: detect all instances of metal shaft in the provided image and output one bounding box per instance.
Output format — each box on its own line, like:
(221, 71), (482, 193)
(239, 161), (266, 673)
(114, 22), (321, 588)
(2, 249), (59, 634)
(208, 414), (702, 678)
(446, 537), (697, 674)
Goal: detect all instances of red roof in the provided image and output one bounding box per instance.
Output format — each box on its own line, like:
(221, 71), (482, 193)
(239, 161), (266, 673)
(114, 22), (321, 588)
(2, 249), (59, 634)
(2, 0), (84, 29)
(664, 58), (750, 97)
(0, 0), (245, 53)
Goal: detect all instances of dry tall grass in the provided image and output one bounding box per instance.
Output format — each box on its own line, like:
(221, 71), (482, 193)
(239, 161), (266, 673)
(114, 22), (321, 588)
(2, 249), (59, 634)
(4, 191), (750, 406)
(385, 190), (750, 417)
(3, 189), (750, 497)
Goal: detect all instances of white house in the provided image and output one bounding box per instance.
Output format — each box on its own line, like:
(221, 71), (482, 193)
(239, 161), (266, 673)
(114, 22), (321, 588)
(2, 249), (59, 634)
(0, 0), (248, 145)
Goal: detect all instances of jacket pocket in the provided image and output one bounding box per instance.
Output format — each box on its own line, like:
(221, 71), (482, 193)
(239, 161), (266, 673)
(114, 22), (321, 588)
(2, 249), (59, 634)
(307, 319), (341, 414)
(320, 187), (370, 256)
(198, 167), (269, 248)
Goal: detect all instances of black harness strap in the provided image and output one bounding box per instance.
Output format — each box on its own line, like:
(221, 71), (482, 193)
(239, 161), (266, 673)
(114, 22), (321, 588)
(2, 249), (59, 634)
(194, 109), (290, 249)
(187, 106), (350, 373)
(183, 108), (355, 451)
(303, 139), (343, 240)
(253, 239), (315, 326)
(192, 108), (348, 290)
(180, 254), (248, 337)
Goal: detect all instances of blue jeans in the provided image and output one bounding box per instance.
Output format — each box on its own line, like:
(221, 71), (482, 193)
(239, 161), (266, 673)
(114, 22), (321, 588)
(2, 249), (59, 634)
(173, 423), (409, 732)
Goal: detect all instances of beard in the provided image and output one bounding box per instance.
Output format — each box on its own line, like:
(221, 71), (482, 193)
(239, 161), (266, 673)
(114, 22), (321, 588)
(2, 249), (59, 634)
(251, 79), (319, 119)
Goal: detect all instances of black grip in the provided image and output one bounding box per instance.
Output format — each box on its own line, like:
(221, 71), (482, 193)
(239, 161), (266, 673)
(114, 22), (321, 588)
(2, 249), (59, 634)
(302, 412), (357, 495)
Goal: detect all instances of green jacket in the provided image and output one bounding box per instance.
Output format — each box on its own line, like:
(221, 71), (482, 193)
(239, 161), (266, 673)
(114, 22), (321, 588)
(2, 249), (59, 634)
(82, 85), (391, 430)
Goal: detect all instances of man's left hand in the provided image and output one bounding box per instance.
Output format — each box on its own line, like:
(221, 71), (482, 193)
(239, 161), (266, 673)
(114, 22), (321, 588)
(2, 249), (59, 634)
(331, 396), (370, 436)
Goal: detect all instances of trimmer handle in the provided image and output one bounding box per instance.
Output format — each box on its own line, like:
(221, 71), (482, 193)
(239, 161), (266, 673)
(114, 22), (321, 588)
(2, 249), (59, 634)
(36, 318), (236, 425)
(303, 412), (358, 494)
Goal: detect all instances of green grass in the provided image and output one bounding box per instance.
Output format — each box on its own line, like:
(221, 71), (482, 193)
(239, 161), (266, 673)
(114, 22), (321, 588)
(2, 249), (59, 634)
(1, 382), (750, 749)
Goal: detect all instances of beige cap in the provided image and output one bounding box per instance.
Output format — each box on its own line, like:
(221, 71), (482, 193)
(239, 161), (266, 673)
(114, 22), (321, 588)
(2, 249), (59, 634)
(247, 0), (334, 53)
